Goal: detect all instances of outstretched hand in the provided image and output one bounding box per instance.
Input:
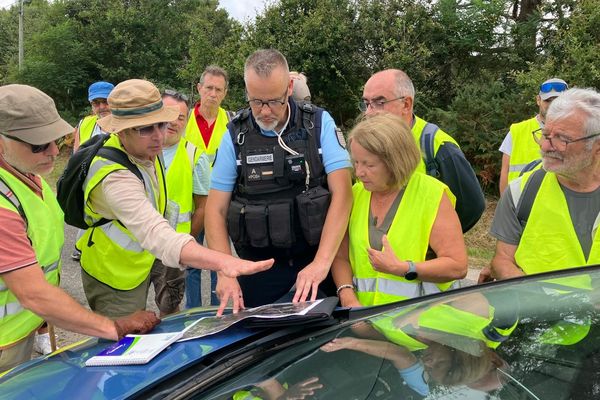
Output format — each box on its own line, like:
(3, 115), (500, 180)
(220, 257), (274, 278)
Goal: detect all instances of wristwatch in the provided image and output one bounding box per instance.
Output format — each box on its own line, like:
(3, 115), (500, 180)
(404, 261), (418, 281)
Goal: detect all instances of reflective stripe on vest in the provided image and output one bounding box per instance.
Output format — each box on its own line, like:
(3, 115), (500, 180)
(513, 170), (599, 345)
(78, 115), (99, 145)
(184, 106), (230, 167)
(164, 138), (196, 233)
(78, 135), (167, 290)
(507, 117), (541, 183)
(0, 169), (64, 347)
(349, 173), (456, 306)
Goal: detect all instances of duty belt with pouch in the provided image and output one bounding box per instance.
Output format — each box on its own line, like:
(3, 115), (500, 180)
(227, 198), (296, 248)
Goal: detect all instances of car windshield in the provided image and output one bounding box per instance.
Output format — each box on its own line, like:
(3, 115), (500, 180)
(196, 266), (600, 399)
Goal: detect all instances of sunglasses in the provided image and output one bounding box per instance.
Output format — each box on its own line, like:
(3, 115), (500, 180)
(132, 122), (168, 136)
(540, 81), (568, 93)
(162, 89), (189, 103)
(1, 133), (54, 153)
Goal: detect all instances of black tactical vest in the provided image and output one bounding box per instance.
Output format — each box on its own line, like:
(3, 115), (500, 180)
(226, 101), (330, 257)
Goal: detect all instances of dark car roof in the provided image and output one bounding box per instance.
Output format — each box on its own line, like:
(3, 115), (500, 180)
(3, 265), (600, 400)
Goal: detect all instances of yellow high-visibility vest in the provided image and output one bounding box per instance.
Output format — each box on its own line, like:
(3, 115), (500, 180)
(0, 170), (63, 347)
(78, 135), (166, 290)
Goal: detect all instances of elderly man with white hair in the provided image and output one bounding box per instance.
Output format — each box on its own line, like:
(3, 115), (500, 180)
(489, 87), (600, 281)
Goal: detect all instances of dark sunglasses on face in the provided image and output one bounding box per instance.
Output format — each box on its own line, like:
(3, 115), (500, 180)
(540, 82), (568, 93)
(132, 122), (168, 136)
(1, 133), (54, 153)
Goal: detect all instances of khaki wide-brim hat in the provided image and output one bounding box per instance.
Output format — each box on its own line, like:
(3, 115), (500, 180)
(97, 79), (179, 133)
(0, 84), (73, 145)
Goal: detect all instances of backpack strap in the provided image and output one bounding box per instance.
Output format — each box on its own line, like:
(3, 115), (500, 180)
(419, 122), (440, 178)
(96, 147), (143, 181)
(512, 168), (546, 229)
(519, 159), (542, 177)
(0, 177), (27, 228)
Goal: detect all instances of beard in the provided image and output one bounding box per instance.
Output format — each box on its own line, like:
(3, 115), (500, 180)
(542, 148), (593, 175)
(255, 117), (279, 132)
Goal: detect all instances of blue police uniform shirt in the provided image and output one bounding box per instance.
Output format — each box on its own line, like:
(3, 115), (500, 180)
(211, 109), (351, 192)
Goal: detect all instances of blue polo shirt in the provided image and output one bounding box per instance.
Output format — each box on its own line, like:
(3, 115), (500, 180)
(211, 106), (350, 192)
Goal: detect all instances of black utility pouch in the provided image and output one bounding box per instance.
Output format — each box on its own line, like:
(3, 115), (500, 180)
(296, 186), (331, 246)
(227, 200), (246, 245)
(244, 204), (269, 247)
(268, 201), (294, 248)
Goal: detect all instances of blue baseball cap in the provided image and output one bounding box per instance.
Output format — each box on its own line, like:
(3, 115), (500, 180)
(88, 81), (114, 102)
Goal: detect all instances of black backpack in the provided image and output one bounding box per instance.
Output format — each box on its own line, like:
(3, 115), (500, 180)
(56, 134), (143, 229)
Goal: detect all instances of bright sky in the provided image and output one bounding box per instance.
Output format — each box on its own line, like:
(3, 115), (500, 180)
(0, 0), (270, 22)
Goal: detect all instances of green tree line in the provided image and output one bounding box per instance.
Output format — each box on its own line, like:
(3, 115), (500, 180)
(1, 0), (599, 192)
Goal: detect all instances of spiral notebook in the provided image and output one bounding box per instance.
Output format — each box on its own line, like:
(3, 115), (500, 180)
(85, 331), (183, 366)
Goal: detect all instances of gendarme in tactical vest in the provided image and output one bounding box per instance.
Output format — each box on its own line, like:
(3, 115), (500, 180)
(226, 100), (331, 259)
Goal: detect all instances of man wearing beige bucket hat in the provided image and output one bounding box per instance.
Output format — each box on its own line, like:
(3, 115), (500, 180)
(0, 84), (160, 373)
(78, 79), (273, 318)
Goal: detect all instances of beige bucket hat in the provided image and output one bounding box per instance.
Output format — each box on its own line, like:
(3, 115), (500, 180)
(97, 79), (179, 133)
(0, 84), (73, 145)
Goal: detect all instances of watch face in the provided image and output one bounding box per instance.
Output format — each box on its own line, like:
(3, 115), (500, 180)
(405, 271), (418, 281)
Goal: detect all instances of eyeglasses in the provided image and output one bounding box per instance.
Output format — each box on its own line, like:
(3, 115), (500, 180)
(132, 122), (168, 136)
(162, 89), (189, 103)
(90, 99), (108, 107)
(247, 90), (288, 110)
(540, 82), (568, 93)
(358, 96), (405, 112)
(1, 133), (54, 153)
(532, 128), (600, 151)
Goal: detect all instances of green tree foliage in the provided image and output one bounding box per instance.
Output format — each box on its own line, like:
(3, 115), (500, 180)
(2, 0), (600, 191)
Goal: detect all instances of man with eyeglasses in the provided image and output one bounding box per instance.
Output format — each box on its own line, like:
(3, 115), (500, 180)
(73, 81), (114, 152)
(77, 79), (273, 318)
(361, 69), (484, 233)
(0, 84), (161, 372)
(71, 81), (114, 263)
(148, 90), (210, 317)
(499, 78), (568, 194)
(206, 49), (352, 314)
(488, 88), (600, 282)
(184, 65), (234, 309)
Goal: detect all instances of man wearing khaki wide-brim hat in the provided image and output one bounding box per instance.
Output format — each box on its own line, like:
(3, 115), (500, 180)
(0, 84), (160, 373)
(78, 79), (273, 318)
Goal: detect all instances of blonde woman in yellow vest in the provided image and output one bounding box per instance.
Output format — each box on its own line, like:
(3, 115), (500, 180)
(79, 79), (273, 318)
(332, 113), (467, 307)
(73, 81), (114, 152)
(0, 84), (160, 373)
(499, 78), (568, 194)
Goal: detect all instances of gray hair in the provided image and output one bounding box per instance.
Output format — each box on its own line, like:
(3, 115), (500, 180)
(200, 65), (229, 89)
(244, 49), (289, 79)
(389, 69), (415, 99)
(547, 88), (600, 148)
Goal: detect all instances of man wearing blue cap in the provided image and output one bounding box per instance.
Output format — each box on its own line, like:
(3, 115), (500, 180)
(71, 81), (114, 263)
(73, 81), (114, 152)
(498, 78), (568, 194)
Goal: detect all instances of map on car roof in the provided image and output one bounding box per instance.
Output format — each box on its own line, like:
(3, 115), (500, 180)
(179, 300), (323, 342)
